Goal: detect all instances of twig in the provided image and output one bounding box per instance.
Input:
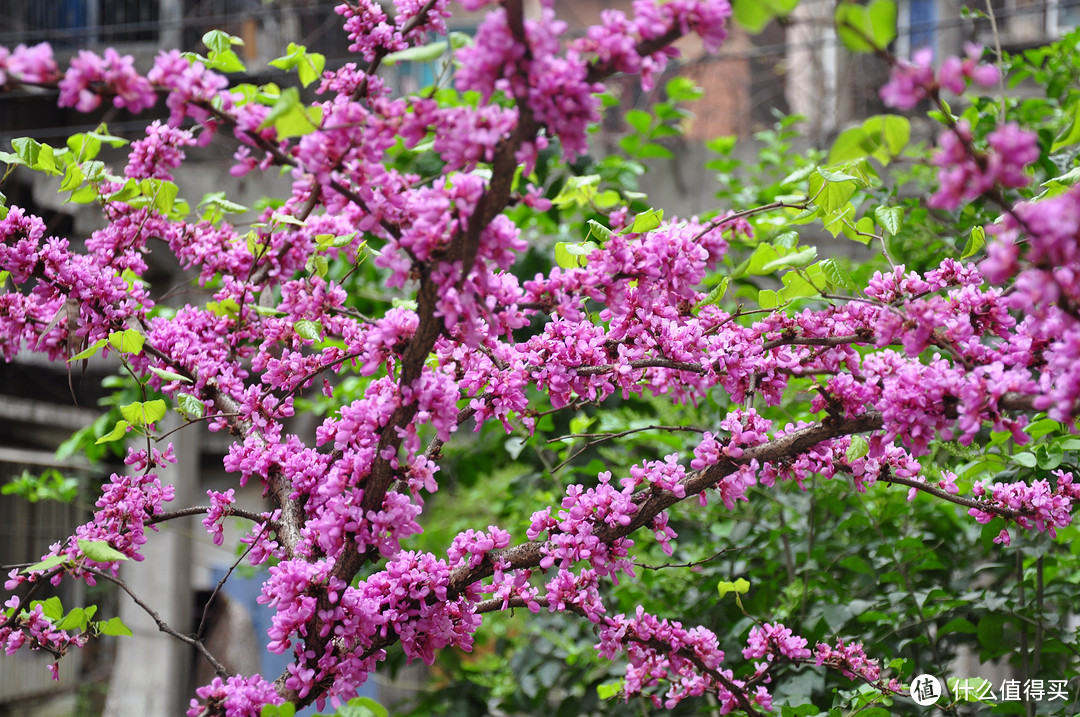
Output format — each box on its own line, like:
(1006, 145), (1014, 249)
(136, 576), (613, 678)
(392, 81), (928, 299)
(146, 505), (269, 527)
(983, 0), (1007, 125)
(82, 566), (229, 679)
(197, 522), (269, 640)
(638, 547), (743, 571)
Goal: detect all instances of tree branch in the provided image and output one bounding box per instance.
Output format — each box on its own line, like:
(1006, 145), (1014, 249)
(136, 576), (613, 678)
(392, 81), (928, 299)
(83, 566), (228, 679)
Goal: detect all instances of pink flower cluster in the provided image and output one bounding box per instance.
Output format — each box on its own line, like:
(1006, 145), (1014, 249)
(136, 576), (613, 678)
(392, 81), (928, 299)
(969, 470), (1080, 545)
(743, 622), (812, 663)
(203, 489), (237, 547)
(880, 44), (999, 110)
(1, 597), (86, 682)
(187, 674), (283, 717)
(930, 121), (1039, 209)
(595, 606), (762, 710)
(58, 48), (156, 113)
(125, 121), (196, 180)
(527, 471), (638, 578)
(0, 42), (56, 85)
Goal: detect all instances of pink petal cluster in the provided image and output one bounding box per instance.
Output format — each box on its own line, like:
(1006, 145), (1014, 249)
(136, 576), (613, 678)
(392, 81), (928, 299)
(880, 44), (999, 110)
(0, 43), (57, 85)
(58, 48), (156, 113)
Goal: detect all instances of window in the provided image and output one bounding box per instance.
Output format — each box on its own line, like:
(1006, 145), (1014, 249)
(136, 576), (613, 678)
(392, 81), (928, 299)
(0, 1), (161, 47)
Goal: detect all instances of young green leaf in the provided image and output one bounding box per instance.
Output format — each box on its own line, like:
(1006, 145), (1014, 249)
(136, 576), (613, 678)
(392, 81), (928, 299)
(95, 420), (131, 444)
(78, 539), (129, 563)
(148, 367), (192, 383)
(623, 208), (664, 234)
(294, 319), (323, 341)
(177, 393), (207, 420)
(597, 681), (625, 700)
(961, 225), (985, 260)
(718, 578), (751, 598)
(383, 41), (448, 66)
(108, 328), (145, 355)
(847, 435), (870, 462)
(119, 400), (167, 427)
(22, 554), (70, 574)
(99, 616), (134, 637)
(68, 338), (108, 363)
(873, 205), (903, 235)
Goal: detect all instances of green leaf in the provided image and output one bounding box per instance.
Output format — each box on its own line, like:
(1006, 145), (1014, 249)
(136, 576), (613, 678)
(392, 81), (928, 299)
(554, 241), (599, 269)
(625, 109), (653, 134)
(665, 76), (704, 102)
(199, 192), (250, 216)
(148, 366), (192, 383)
(86, 124), (128, 148)
(761, 246), (817, 273)
(40, 597), (64, 621)
(68, 338), (108, 363)
(809, 170), (857, 213)
(758, 289), (779, 310)
(56, 608), (87, 631)
(383, 41), (448, 66)
(820, 258), (857, 291)
(939, 617), (977, 635)
(136, 179), (176, 215)
(0, 150), (24, 166)
(61, 164), (86, 192)
(828, 127), (870, 164)
(1011, 452), (1037, 468)
(822, 205), (858, 239)
(637, 143), (675, 160)
(552, 174), (601, 208)
(624, 208), (664, 234)
(586, 220), (612, 242)
(203, 29), (243, 54)
(718, 578), (751, 597)
(258, 87), (320, 139)
(95, 420), (130, 444)
(177, 393), (207, 420)
(778, 264), (826, 302)
(846, 435), (870, 462)
(862, 114), (909, 162)
(99, 616), (134, 637)
(119, 400), (167, 427)
(694, 277), (730, 310)
(961, 225), (985, 260)
(732, 0), (799, 33)
(853, 215), (876, 242)
(294, 319), (323, 342)
(207, 298), (240, 319)
(867, 0), (898, 50)
(108, 328), (145, 355)
(12, 137), (41, 167)
(306, 253), (329, 278)
(269, 43), (327, 88)
(873, 205), (903, 235)
(22, 554), (70, 574)
(333, 697), (388, 717)
(78, 539), (129, 564)
(204, 48), (246, 73)
(836, 0), (896, 52)
(597, 681), (624, 700)
(1052, 100), (1080, 152)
